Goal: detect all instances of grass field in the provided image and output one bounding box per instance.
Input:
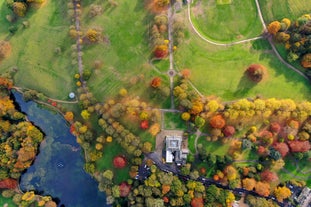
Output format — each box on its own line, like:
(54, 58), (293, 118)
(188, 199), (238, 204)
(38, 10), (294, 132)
(259, 0), (311, 22)
(0, 195), (16, 207)
(0, 0), (75, 99)
(175, 29), (311, 101)
(197, 136), (230, 156)
(80, 0), (168, 107)
(96, 141), (130, 184)
(190, 0), (263, 42)
(164, 112), (187, 129)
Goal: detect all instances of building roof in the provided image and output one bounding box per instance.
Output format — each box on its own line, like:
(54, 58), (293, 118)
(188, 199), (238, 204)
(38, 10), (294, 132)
(166, 135), (182, 151)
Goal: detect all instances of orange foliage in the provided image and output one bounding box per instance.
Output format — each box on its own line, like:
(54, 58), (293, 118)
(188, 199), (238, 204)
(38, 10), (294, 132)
(150, 77), (162, 88)
(181, 69), (191, 79)
(274, 186), (291, 202)
(162, 184), (170, 194)
(255, 182), (270, 197)
(190, 100), (203, 115)
(0, 178), (18, 189)
(242, 178), (256, 191)
(191, 197), (204, 207)
(209, 114), (226, 129)
(64, 111), (74, 122)
(301, 53), (311, 68)
(0, 77), (13, 89)
(268, 21), (281, 35)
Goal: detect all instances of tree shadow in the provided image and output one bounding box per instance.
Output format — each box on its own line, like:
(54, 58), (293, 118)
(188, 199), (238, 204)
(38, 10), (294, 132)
(233, 71), (257, 99)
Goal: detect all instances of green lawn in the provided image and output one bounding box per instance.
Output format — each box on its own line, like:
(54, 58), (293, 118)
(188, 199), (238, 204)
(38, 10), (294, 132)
(259, 0), (311, 22)
(197, 136), (230, 156)
(190, 0), (263, 42)
(0, 0), (75, 99)
(0, 195), (16, 207)
(163, 112), (187, 130)
(80, 0), (168, 106)
(175, 32), (311, 101)
(96, 141), (130, 184)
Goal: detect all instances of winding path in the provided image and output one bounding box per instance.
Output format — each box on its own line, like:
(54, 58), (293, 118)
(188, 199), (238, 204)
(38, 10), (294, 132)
(187, 0), (309, 81)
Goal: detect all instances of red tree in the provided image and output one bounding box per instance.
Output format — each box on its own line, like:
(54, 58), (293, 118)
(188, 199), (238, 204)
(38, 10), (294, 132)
(154, 45), (168, 58)
(191, 197), (204, 207)
(113, 155), (127, 168)
(223, 125), (235, 137)
(270, 122), (281, 133)
(140, 120), (149, 130)
(181, 69), (191, 79)
(273, 142), (289, 157)
(0, 179), (18, 189)
(288, 141), (311, 152)
(260, 170), (279, 182)
(209, 115), (226, 129)
(257, 146), (267, 155)
(150, 77), (161, 88)
(119, 182), (131, 197)
(246, 64), (266, 82)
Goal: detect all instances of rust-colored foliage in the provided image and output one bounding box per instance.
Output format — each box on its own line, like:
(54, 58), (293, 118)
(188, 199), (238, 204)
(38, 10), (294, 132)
(209, 114), (226, 129)
(0, 178), (18, 189)
(191, 197), (204, 207)
(113, 155), (127, 168)
(270, 122), (281, 133)
(255, 181), (270, 197)
(181, 69), (191, 79)
(223, 125), (235, 137)
(260, 170), (279, 182)
(301, 53), (311, 68)
(288, 140), (311, 152)
(273, 142), (289, 157)
(150, 77), (161, 88)
(154, 45), (168, 58)
(119, 182), (131, 197)
(246, 64), (266, 83)
(140, 120), (149, 130)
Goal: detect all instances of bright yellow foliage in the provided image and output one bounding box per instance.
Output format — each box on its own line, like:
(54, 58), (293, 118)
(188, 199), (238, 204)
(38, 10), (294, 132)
(22, 191), (35, 201)
(268, 21), (281, 35)
(81, 110), (90, 120)
(106, 136), (113, 143)
(148, 123), (160, 136)
(274, 186), (291, 202)
(181, 112), (190, 121)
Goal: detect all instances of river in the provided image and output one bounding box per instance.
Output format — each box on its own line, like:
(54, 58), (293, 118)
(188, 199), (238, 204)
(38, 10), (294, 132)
(13, 91), (108, 207)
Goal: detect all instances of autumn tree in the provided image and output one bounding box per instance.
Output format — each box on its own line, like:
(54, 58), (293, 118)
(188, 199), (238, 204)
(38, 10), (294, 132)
(210, 114), (226, 129)
(246, 64), (266, 83)
(86, 28), (101, 43)
(150, 77), (161, 88)
(64, 111), (74, 122)
(113, 155), (127, 168)
(181, 112), (190, 121)
(274, 186), (291, 202)
(267, 21), (281, 35)
(242, 178), (256, 191)
(301, 53), (311, 68)
(223, 125), (235, 137)
(180, 69), (191, 79)
(273, 142), (289, 157)
(13, 2), (27, 17)
(255, 181), (270, 197)
(288, 140), (311, 152)
(154, 45), (168, 58)
(260, 170), (279, 182)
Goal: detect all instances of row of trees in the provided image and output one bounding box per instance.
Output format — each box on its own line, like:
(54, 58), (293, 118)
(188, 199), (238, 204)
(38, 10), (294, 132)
(267, 14), (311, 69)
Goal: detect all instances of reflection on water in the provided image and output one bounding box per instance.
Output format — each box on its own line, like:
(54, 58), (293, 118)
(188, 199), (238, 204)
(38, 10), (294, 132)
(13, 92), (108, 207)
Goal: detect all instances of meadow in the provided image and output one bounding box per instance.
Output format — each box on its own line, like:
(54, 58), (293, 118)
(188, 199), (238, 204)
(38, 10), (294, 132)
(175, 25), (311, 101)
(190, 0), (263, 42)
(259, 0), (311, 22)
(0, 0), (74, 99)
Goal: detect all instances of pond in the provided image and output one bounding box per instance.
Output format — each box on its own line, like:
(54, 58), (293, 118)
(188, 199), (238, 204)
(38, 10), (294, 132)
(13, 91), (108, 207)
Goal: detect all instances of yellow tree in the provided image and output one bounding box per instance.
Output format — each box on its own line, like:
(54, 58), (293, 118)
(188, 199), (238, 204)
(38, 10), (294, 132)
(268, 21), (281, 35)
(181, 112), (190, 121)
(13, 2), (27, 17)
(274, 186), (291, 202)
(242, 178), (256, 191)
(81, 110), (90, 120)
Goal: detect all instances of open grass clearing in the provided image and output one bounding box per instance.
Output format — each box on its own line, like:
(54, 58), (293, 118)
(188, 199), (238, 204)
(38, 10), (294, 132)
(190, 0), (263, 42)
(0, 195), (16, 207)
(259, 0), (311, 23)
(163, 112), (186, 130)
(197, 136), (230, 156)
(175, 28), (311, 101)
(0, 0), (74, 99)
(95, 141), (130, 184)
(81, 0), (169, 107)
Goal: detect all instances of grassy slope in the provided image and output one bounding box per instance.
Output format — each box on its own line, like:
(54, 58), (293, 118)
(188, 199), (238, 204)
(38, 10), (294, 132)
(0, 1), (74, 99)
(0, 195), (16, 207)
(259, 0), (311, 22)
(191, 0), (263, 42)
(175, 28), (311, 101)
(81, 0), (168, 106)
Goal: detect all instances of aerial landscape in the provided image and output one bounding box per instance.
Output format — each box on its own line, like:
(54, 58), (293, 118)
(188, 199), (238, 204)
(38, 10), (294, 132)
(0, 0), (311, 206)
